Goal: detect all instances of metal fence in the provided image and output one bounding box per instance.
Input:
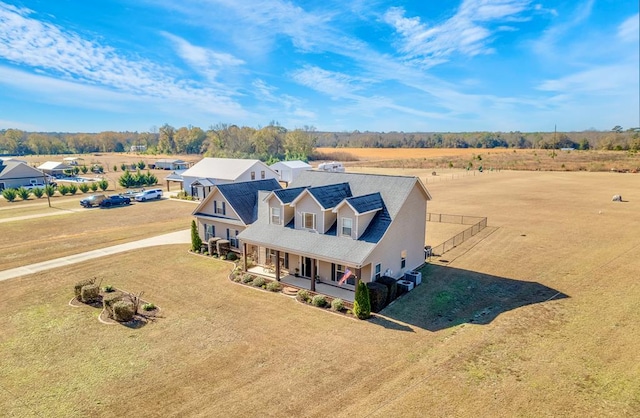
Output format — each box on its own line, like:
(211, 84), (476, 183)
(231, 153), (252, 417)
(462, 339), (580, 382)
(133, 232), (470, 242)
(426, 213), (488, 257)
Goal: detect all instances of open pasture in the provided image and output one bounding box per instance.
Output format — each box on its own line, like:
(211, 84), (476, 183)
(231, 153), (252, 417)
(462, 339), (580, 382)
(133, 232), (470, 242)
(1, 168), (640, 417)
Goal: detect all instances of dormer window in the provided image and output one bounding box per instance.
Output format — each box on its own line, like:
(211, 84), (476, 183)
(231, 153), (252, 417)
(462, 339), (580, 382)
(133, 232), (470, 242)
(341, 217), (353, 237)
(271, 207), (281, 225)
(303, 212), (316, 230)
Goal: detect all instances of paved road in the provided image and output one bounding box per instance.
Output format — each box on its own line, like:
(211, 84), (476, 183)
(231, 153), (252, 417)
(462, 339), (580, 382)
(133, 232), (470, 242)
(0, 229), (190, 282)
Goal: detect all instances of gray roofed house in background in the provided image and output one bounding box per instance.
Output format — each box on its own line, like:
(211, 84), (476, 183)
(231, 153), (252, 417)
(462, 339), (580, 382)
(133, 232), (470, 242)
(0, 160), (47, 190)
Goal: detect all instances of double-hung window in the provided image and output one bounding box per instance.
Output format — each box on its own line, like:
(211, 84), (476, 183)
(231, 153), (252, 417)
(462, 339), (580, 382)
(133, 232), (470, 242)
(303, 212), (316, 230)
(374, 263), (381, 280)
(341, 217), (353, 237)
(214, 200), (226, 215)
(271, 207), (281, 225)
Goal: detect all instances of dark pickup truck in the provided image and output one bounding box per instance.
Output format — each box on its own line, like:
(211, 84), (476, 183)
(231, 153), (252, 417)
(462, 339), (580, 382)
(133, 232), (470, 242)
(100, 195), (131, 208)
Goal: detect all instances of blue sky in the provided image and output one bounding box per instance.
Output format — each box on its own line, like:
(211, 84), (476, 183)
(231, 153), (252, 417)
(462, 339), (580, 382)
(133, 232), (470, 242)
(0, 0), (638, 133)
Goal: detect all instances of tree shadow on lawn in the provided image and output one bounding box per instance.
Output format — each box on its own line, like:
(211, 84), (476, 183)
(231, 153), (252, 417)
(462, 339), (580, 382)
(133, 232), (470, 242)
(380, 264), (569, 332)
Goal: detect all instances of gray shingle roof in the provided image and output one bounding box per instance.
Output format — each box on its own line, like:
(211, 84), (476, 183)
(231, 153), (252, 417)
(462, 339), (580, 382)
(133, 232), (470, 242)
(345, 192), (384, 214)
(212, 179), (281, 224)
(306, 182), (352, 209)
(272, 186), (308, 204)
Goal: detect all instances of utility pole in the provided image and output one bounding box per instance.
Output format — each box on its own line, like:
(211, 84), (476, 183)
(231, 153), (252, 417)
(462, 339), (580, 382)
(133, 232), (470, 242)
(42, 171), (51, 208)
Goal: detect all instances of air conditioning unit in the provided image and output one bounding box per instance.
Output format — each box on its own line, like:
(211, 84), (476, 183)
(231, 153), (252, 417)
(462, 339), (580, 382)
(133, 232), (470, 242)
(397, 280), (414, 292)
(404, 271), (422, 286)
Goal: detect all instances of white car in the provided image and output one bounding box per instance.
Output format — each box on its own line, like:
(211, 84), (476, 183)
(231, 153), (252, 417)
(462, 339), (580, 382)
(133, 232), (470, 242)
(134, 188), (163, 202)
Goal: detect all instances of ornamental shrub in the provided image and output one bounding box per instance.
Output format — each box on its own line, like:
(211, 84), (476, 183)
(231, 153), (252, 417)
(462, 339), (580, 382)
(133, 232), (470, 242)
(80, 284), (100, 303)
(190, 220), (202, 252)
(311, 295), (327, 308)
(142, 303), (155, 311)
(266, 281), (282, 292)
(103, 285), (114, 293)
(74, 278), (96, 298)
(67, 184), (78, 195)
(103, 292), (124, 317)
(89, 182), (98, 192)
(331, 298), (345, 312)
(242, 274), (254, 284)
(32, 187), (44, 198)
(57, 184), (69, 195)
(78, 183), (90, 193)
(252, 277), (266, 287)
(296, 289), (311, 303)
(366, 282), (388, 313)
(376, 276), (398, 305)
(44, 184), (56, 197)
(112, 300), (135, 322)
(2, 188), (17, 202)
(16, 187), (30, 200)
(226, 252), (238, 261)
(98, 179), (109, 191)
(80, 165), (88, 174)
(353, 281), (371, 320)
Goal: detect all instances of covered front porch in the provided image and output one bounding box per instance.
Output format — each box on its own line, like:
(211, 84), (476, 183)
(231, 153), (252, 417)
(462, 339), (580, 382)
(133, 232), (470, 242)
(247, 265), (355, 302)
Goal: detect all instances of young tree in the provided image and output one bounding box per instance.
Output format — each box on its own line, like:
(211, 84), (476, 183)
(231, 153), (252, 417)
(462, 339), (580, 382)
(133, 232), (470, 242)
(32, 187), (44, 198)
(44, 184), (56, 197)
(16, 187), (31, 201)
(353, 281), (371, 320)
(98, 179), (109, 191)
(2, 188), (17, 202)
(191, 220), (202, 252)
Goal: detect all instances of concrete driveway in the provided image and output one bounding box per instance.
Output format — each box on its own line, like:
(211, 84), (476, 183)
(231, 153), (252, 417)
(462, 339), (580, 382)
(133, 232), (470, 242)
(0, 229), (190, 282)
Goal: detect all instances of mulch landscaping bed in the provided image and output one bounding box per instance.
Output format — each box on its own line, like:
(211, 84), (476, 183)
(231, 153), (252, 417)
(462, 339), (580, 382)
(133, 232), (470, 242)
(69, 289), (160, 328)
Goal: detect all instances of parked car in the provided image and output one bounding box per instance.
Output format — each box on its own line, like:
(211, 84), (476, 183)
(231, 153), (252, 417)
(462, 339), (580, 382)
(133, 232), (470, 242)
(100, 195), (131, 208)
(134, 188), (163, 202)
(80, 194), (106, 208)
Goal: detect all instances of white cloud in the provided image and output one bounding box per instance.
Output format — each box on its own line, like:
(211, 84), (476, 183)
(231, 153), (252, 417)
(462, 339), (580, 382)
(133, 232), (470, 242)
(383, 1), (532, 66)
(618, 13), (640, 43)
(537, 63), (638, 94)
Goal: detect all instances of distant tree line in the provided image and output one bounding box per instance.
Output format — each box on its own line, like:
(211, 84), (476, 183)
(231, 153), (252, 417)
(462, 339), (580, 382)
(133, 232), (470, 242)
(1, 124), (639, 159)
(315, 127), (640, 151)
(0, 121), (317, 162)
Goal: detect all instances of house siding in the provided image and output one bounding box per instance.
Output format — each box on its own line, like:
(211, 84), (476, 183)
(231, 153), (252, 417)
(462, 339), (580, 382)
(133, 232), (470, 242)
(365, 183), (427, 280)
(336, 205), (356, 239)
(295, 195), (323, 232)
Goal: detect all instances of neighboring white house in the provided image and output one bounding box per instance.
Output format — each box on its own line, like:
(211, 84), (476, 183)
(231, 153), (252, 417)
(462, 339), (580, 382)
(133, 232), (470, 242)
(269, 160), (312, 185)
(154, 158), (190, 170)
(0, 160), (47, 190)
(37, 161), (72, 178)
(181, 158), (279, 199)
(238, 170), (431, 296)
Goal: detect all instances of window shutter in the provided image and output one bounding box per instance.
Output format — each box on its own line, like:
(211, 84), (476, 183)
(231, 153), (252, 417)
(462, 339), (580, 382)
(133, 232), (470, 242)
(222, 202), (226, 215)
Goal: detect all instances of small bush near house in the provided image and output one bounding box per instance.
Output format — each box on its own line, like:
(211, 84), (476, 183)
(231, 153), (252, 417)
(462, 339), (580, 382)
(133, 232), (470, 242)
(233, 275), (242, 283)
(80, 284), (100, 303)
(74, 278), (96, 299)
(79, 183), (90, 193)
(104, 285), (114, 293)
(32, 187), (44, 198)
(266, 281), (282, 292)
(226, 252), (238, 261)
(112, 300), (135, 322)
(377, 276), (398, 305)
(331, 298), (345, 311)
(142, 303), (156, 311)
(366, 282), (388, 313)
(16, 187), (30, 200)
(252, 277), (266, 287)
(242, 274), (254, 284)
(2, 188), (17, 202)
(296, 289), (311, 303)
(353, 281), (371, 320)
(311, 295), (327, 308)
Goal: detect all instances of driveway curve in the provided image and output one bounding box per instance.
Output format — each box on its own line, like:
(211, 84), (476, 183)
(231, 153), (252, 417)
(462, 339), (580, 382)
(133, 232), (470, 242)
(0, 229), (190, 282)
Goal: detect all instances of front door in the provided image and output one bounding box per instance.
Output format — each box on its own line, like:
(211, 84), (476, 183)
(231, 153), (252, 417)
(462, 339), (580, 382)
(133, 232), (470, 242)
(302, 257), (313, 278)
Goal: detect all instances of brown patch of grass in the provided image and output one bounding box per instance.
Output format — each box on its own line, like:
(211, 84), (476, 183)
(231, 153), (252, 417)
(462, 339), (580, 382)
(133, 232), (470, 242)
(0, 199), (194, 269)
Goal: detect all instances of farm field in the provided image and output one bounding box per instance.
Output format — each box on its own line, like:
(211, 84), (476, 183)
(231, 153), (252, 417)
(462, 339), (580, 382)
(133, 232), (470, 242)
(1, 168), (639, 417)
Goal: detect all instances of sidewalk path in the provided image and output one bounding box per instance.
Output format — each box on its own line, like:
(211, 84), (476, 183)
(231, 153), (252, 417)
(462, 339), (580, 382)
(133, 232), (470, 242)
(0, 229), (190, 282)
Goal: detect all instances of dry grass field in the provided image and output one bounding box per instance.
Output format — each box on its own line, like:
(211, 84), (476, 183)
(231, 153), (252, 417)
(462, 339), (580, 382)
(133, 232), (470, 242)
(1, 162), (640, 416)
(0, 198), (195, 269)
(317, 147), (640, 172)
